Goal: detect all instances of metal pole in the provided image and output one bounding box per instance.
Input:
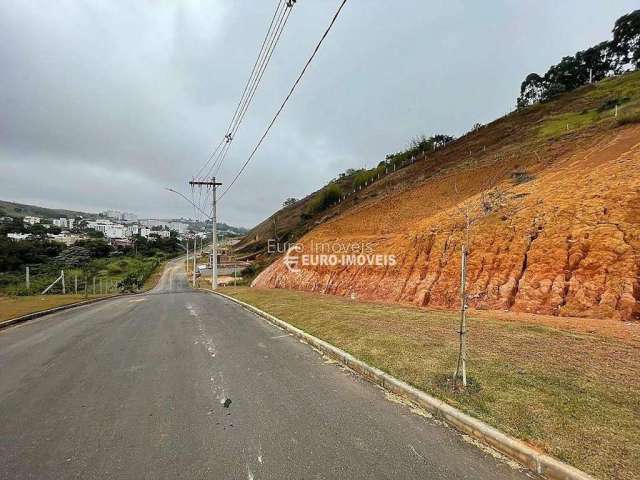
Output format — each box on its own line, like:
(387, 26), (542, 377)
(61, 270), (66, 295)
(186, 238), (189, 282)
(74, 275), (78, 294)
(26, 266), (30, 293)
(212, 179), (218, 290)
(93, 277), (96, 295)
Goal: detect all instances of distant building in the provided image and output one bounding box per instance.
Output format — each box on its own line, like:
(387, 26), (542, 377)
(104, 225), (127, 239)
(87, 219), (113, 233)
(111, 238), (133, 248)
(48, 233), (83, 246)
(53, 217), (72, 228)
(23, 216), (41, 225)
(141, 219), (169, 229)
(7, 233), (32, 241)
(0, 216), (13, 223)
(122, 212), (138, 222)
(102, 210), (122, 220)
(149, 230), (170, 239)
(169, 221), (188, 234)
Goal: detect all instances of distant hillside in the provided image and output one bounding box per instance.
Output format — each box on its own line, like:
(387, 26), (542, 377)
(0, 200), (95, 220)
(253, 71), (640, 321)
(218, 222), (248, 235)
(234, 171), (364, 258)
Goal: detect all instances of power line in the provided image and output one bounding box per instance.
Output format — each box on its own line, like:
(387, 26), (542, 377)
(218, 0), (348, 201)
(209, 4), (294, 178)
(195, 0), (294, 181)
(206, 2), (294, 179)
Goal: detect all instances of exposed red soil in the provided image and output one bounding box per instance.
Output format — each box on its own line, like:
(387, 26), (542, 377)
(254, 77), (640, 322)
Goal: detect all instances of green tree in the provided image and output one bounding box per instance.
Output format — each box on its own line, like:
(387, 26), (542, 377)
(611, 9), (640, 69)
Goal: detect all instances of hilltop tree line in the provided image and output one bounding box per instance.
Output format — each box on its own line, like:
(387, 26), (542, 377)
(282, 10), (640, 221)
(517, 10), (640, 108)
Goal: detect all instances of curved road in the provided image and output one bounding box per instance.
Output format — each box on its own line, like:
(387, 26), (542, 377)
(0, 258), (532, 479)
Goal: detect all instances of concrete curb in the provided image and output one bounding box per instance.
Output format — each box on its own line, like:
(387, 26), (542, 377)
(208, 289), (596, 480)
(0, 294), (124, 331)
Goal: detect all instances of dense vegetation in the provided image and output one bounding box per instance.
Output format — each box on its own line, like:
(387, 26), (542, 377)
(0, 215), (181, 295)
(517, 10), (640, 108)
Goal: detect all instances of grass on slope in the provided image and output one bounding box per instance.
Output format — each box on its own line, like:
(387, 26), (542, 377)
(538, 71), (640, 139)
(222, 286), (639, 480)
(0, 294), (109, 322)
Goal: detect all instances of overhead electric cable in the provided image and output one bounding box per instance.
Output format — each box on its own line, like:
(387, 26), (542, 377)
(217, 0), (348, 201)
(205, 2), (294, 179)
(194, 0), (295, 181)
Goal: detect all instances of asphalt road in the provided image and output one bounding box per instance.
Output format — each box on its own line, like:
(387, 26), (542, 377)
(0, 258), (533, 480)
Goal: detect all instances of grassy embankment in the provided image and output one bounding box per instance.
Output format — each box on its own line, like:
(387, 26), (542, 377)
(0, 294), (109, 322)
(221, 286), (639, 480)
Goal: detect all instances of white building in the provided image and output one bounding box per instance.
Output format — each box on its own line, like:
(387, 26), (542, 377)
(169, 221), (189, 234)
(8, 232), (32, 241)
(141, 219), (169, 229)
(102, 210), (122, 220)
(104, 225), (127, 239)
(149, 230), (170, 239)
(53, 217), (73, 228)
(23, 216), (41, 225)
(48, 233), (83, 246)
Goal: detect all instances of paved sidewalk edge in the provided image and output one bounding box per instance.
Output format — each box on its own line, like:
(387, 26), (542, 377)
(206, 288), (596, 480)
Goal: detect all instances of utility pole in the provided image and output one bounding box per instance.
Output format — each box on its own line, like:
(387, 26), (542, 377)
(26, 266), (30, 294)
(189, 178), (222, 290)
(61, 270), (66, 295)
(192, 238), (196, 287)
(186, 238), (190, 279)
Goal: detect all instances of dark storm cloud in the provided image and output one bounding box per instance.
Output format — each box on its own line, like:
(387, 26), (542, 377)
(1, 1), (637, 227)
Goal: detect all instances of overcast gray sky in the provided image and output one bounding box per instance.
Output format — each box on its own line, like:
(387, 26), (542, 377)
(1, 1), (636, 227)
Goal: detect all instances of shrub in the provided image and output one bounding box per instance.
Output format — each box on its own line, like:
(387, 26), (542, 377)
(306, 183), (344, 215)
(352, 170), (376, 190)
(512, 170), (535, 184)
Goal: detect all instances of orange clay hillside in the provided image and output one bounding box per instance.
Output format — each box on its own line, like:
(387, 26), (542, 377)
(253, 72), (640, 321)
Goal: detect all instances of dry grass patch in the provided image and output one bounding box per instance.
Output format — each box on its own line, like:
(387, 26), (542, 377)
(0, 294), (109, 322)
(221, 286), (639, 480)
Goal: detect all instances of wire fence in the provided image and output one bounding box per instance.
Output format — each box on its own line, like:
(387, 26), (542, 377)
(9, 268), (120, 297)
